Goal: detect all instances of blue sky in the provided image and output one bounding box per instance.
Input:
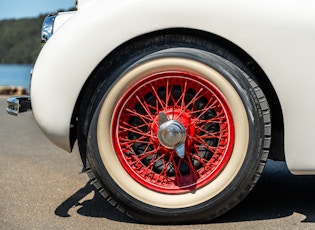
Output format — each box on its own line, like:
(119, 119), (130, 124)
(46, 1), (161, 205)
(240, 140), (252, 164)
(0, 0), (75, 20)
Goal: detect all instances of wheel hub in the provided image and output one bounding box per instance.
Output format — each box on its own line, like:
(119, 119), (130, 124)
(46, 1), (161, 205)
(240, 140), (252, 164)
(158, 112), (187, 158)
(158, 120), (186, 148)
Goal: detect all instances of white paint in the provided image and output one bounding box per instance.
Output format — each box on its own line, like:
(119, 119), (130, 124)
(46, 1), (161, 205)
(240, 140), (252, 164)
(31, 0), (315, 173)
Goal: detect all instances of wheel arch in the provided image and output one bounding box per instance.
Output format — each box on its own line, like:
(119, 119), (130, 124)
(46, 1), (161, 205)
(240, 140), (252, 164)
(71, 28), (284, 169)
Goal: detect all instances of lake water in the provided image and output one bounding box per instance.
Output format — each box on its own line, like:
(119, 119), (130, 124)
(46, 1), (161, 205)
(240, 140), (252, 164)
(0, 64), (33, 92)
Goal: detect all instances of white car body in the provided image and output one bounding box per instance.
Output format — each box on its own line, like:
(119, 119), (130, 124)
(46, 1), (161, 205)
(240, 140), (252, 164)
(31, 0), (315, 174)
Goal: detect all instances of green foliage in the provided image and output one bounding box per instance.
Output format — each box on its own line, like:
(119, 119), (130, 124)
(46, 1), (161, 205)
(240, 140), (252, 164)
(0, 16), (46, 64)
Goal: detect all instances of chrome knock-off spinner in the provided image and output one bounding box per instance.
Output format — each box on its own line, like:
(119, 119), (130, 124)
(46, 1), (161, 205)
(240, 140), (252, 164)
(157, 112), (186, 158)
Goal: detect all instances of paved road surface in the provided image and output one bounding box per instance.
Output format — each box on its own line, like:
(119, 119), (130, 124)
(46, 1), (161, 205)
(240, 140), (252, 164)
(1, 96), (315, 230)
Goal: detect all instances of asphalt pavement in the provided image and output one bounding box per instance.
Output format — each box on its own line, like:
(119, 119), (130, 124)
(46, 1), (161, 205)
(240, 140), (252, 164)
(1, 96), (315, 230)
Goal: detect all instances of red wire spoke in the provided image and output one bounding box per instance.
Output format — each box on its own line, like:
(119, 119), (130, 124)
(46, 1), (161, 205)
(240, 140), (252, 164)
(149, 82), (167, 111)
(136, 149), (160, 161)
(135, 95), (158, 126)
(119, 121), (156, 139)
(175, 88), (205, 119)
(142, 152), (168, 179)
(157, 153), (174, 178)
(190, 135), (224, 154)
(170, 79), (188, 108)
(190, 97), (220, 123)
(119, 138), (152, 150)
(185, 156), (200, 182)
(191, 149), (209, 168)
(194, 130), (222, 140)
(125, 108), (153, 126)
(171, 157), (184, 185)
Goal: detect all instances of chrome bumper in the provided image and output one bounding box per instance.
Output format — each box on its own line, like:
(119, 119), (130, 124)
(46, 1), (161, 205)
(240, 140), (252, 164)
(6, 96), (32, 116)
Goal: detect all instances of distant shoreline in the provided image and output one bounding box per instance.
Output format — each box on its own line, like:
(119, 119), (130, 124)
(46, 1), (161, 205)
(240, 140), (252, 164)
(0, 86), (28, 95)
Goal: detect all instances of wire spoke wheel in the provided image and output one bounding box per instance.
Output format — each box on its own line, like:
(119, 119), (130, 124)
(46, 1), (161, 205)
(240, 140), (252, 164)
(84, 43), (271, 224)
(112, 71), (234, 194)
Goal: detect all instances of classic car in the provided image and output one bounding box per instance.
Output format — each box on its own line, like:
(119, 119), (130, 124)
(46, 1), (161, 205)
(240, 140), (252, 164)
(6, 0), (315, 224)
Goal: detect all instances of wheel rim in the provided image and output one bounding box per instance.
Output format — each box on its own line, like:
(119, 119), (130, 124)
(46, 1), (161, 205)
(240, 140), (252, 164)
(112, 70), (234, 194)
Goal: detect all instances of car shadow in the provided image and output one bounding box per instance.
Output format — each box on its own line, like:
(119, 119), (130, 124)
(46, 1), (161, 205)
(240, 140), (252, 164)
(54, 181), (136, 223)
(215, 160), (315, 223)
(55, 160), (315, 223)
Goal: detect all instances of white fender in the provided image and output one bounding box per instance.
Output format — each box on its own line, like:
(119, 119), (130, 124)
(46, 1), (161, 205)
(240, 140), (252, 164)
(31, 0), (315, 173)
